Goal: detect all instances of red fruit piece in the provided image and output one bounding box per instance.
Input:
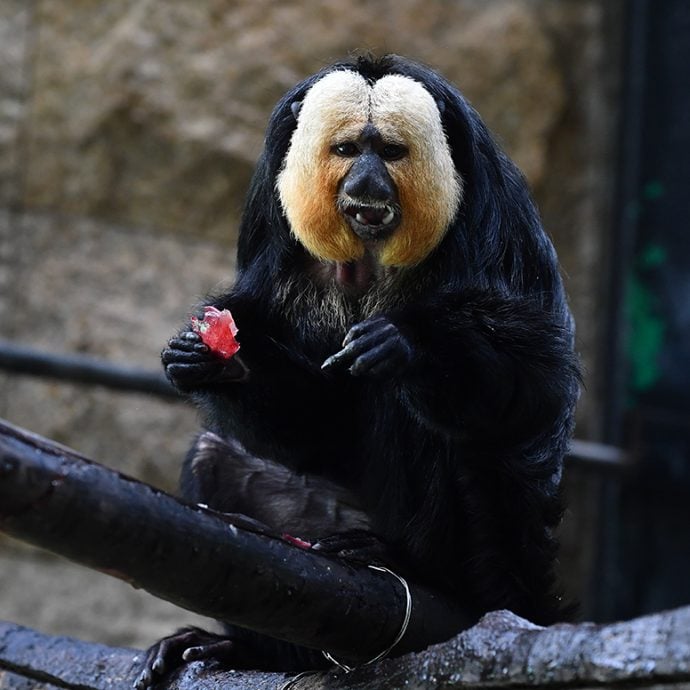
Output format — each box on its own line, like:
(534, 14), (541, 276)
(282, 534), (312, 550)
(190, 306), (240, 359)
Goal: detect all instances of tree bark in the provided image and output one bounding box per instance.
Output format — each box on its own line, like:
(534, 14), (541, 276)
(0, 417), (469, 665)
(2, 607), (690, 690)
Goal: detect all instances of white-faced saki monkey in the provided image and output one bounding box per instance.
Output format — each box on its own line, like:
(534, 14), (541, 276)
(136, 54), (580, 686)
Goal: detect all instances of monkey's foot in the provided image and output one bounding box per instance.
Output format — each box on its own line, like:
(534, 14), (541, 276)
(133, 627), (237, 690)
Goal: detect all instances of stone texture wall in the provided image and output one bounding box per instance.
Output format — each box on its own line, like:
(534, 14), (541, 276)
(0, 0), (622, 648)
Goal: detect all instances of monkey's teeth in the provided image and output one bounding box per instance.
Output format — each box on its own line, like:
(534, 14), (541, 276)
(352, 207), (395, 226)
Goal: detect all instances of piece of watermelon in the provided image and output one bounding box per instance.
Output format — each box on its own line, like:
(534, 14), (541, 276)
(190, 306), (240, 359)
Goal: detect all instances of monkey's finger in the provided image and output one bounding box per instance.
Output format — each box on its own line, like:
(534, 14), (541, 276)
(133, 667), (152, 690)
(134, 627), (216, 689)
(161, 348), (211, 365)
(351, 330), (414, 377)
(313, 530), (391, 564)
(348, 342), (395, 376)
(321, 348), (351, 370)
(342, 318), (397, 348)
(323, 328), (393, 371)
(165, 362), (224, 387)
(183, 639), (236, 662)
(364, 350), (408, 378)
(166, 332), (207, 353)
(323, 342), (376, 374)
(155, 630), (205, 667)
(133, 640), (180, 689)
(321, 341), (363, 370)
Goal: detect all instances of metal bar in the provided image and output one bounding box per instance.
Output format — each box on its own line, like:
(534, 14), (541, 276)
(0, 340), (178, 400)
(0, 339), (626, 466)
(603, 0), (649, 444)
(567, 438), (626, 468)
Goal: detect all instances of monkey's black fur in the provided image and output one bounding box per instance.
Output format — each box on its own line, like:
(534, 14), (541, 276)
(142, 55), (579, 682)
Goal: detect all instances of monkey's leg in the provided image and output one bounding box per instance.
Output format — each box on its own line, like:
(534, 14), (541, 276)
(181, 431), (372, 538)
(184, 433), (406, 574)
(135, 434), (377, 686)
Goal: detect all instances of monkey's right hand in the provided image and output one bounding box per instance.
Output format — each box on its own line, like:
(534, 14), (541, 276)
(162, 331), (248, 392)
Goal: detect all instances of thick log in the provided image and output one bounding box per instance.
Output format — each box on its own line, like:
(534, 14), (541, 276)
(0, 418), (469, 664)
(2, 607), (690, 690)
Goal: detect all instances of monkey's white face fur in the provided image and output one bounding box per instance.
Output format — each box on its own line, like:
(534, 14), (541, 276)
(277, 70), (463, 267)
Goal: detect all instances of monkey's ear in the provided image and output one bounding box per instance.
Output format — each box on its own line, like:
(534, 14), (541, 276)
(290, 100), (303, 121)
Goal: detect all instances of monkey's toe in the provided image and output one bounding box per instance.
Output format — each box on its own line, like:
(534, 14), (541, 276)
(133, 627), (236, 690)
(312, 529), (392, 565)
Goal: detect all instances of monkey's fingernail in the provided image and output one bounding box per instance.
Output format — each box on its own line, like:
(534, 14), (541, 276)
(183, 646), (201, 660)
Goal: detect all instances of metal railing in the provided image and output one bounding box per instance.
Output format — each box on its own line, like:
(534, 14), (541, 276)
(0, 339), (625, 467)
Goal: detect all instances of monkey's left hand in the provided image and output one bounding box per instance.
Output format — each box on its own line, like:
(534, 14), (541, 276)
(321, 315), (413, 378)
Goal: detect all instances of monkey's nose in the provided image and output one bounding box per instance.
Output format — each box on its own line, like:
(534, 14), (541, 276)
(343, 172), (392, 201)
(342, 154), (397, 202)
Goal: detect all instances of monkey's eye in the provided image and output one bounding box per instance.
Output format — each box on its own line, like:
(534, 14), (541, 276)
(332, 142), (359, 157)
(380, 144), (408, 161)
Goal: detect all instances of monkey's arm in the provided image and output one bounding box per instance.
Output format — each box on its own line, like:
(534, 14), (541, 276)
(325, 290), (579, 443)
(161, 285), (325, 395)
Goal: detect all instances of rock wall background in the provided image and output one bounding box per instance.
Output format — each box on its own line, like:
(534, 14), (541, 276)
(0, 0), (622, 648)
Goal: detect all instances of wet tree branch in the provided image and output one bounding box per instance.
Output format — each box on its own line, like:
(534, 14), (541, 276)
(2, 606), (690, 690)
(0, 417), (468, 665)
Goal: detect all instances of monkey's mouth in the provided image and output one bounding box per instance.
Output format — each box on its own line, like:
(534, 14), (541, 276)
(339, 201), (401, 241)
